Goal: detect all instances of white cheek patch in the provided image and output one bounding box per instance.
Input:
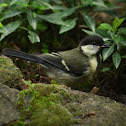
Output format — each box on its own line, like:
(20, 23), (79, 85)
(81, 45), (100, 56)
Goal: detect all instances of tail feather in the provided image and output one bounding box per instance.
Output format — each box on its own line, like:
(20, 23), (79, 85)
(2, 48), (46, 64)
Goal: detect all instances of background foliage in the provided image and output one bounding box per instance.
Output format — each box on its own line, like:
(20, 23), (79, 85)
(0, 0), (126, 88)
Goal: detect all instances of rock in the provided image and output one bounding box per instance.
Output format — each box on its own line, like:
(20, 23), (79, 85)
(1, 83), (126, 126)
(0, 84), (20, 125)
(17, 84), (126, 126)
(0, 56), (25, 89)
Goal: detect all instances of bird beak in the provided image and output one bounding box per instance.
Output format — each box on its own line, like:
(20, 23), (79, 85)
(101, 44), (110, 48)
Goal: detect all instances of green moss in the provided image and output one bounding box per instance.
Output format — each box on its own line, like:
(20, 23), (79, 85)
(13, 121), (24, 126)
(18, 84), (73, 126)
(32, 104), (72, 126)
(0, 56), (25, 89)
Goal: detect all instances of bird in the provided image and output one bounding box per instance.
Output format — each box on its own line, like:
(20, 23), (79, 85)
(2, 35), (108, 87)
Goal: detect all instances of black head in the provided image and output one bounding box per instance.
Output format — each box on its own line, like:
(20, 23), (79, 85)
(79, 35), (104, 47)
(79, 35), (108, 56)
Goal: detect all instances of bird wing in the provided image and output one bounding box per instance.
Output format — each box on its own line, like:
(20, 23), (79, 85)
(35, 52), (69, 73)
(36, 48), (89, 76)
(59, 48), (90, 76)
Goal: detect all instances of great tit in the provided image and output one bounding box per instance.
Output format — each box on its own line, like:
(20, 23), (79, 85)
(2, 35), (107, 87)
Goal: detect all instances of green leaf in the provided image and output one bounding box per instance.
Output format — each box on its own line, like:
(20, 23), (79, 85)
(93, 0), (108, 8)
(59, 18), (77, 34)
(38, 14), (65, 25)
(0, 20), (21, 41)
(98, 23), (113, 31)
(120, 41), (126, 46)
(122, 55), (126, 59)
(31, 1), (42, 10)
(118, 27), (126, 35)
(113, 34), (122, 45)
(107, 30), (114, 38)
(37, 7), (76, 25)
(53, 0), (63, 4)
(96, 29), (111, 39)
(82, 29), (101, 36)
(27, 10), (37, 30)
(53, 0), (62, 4)
(0, 22), (3, 27)
(10, 0), (19, 6)
(121, 35), (126, 42)
(38, 0), (53, 10)
(113, 18), (118, 32)
(28, 31), (40, 43)
(50, 5), (66, 10)
(0, 3), (8, 7)
(42, 43), (48, 48)
(39, 6), (76, 19)
(101, 67), (110, 72)
(17, 2), (29, 7)
(113, 18), (125, 33)
(0, 10), (22, 22)
(102, 44), (115, 61)
(117, 18), (125, 28)
(0, 28), (4, 33)
(82, 14), (96, 32)
(87, 0), (93, 6)
(37, 1), (66, 11)
(59, 7), (76, 19)
(41, 48), (49, 53)
(112, 51), (121, 69)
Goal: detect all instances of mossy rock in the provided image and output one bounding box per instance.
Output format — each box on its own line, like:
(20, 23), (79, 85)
(1, 83), (126, 126)
(17, 84), (73, 126)
(0, 56), (25, 89)
(16, 83), (126, 126)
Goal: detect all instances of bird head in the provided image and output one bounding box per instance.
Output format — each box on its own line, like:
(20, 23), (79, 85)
(79, 35), (108, 57)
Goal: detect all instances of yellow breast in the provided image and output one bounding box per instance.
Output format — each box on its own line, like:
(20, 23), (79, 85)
(89, 56), (98, 73)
